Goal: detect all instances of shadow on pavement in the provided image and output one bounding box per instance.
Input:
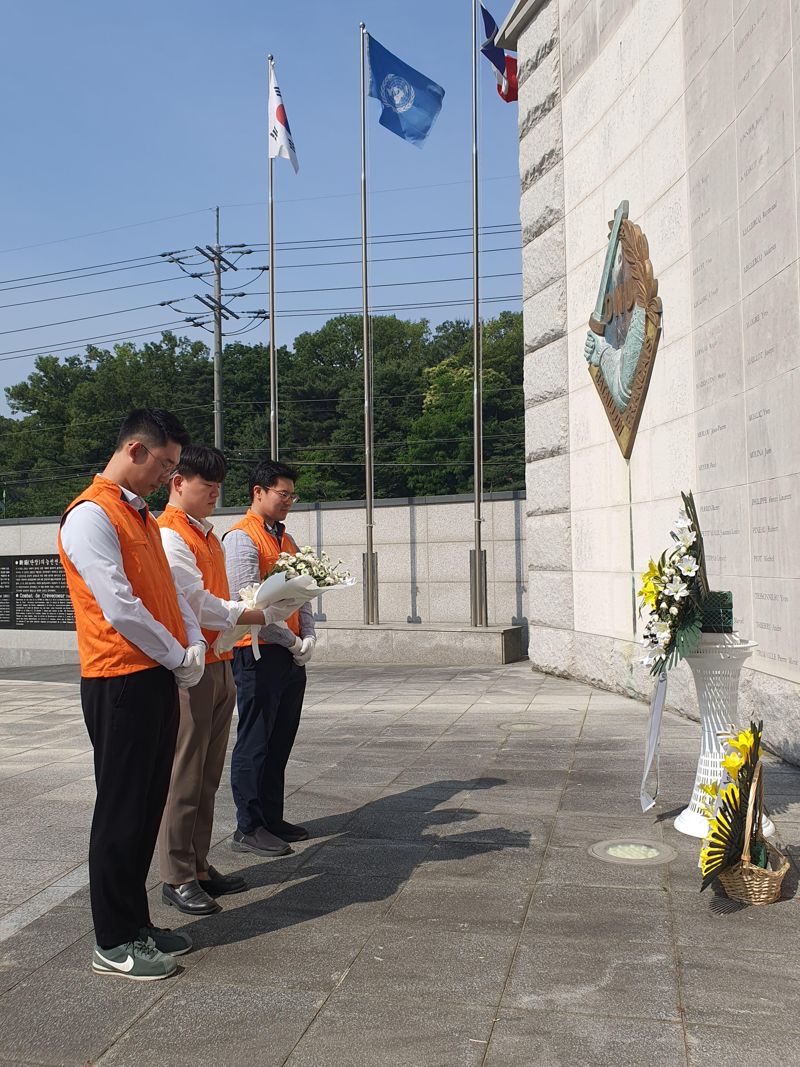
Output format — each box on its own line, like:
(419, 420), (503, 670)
(180, 776), (532, 948)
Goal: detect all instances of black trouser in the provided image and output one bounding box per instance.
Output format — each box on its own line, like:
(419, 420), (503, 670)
(81, 666), (179, 949)
(230, 645), (306, 834)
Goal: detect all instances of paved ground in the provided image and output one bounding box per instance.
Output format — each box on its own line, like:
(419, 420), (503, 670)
(0, 660), (798, 1067)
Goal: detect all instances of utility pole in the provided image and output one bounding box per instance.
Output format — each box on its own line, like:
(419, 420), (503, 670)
(160, 231), (267, 503)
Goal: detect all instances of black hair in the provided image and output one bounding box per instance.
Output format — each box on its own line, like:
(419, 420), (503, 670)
(248, 459), (298, 501)
(175, 444), (227, 482)
(115, 408), (190, 451)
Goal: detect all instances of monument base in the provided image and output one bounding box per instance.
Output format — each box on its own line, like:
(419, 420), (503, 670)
(314, 621), (525, 666)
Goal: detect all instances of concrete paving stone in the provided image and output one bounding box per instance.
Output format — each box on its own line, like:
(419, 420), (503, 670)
(179, 910), (373, 989)
(386, 874), (531, 931)
(416, 838), (545, 883)
(0, 964), (170, 1065)
(503, 937), (681, 1021)
(686, 1023), (800, 1063)
(671, 885), (800, 953)
(0, 903), (93, 971)
(484, 1009), (688, 1066)
(260, 870), (404, 921)
(340, 922), (519, 1005)
(284, 992), (497, 1067)
(547, 812), (665, 849)
(538, 844), (669, 890)
(558, 784), (652, 818)
(96, 984), (329, 1067)
(300, 836), (433, 874)
(463, 778), (569, 807)
(525, 884), (672, 945)
(680, 944), (800, 1027)
(0, 965), (31, 996)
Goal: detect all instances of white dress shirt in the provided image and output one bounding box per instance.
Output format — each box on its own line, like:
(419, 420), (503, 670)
(60, 485), (203, 671)
(159, 508), (246, 632)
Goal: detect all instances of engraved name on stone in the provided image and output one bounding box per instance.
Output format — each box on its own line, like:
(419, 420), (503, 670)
(740, 161), (797, 297)
(694, 305), (742, 409)
(734, 0), (790, 111)
(689, 128), (737, 245)
(736, 58), (793, 204)
(742, 264), (799, 390)
(691, 216), (739, 327)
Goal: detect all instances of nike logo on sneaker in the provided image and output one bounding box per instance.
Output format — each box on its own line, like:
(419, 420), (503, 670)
(95, 951), (135, 972)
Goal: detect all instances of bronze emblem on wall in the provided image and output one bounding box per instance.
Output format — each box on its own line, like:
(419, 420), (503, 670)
(583, 200), (662, 459)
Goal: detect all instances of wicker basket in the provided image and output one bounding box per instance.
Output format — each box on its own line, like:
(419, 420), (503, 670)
(717, 761), (789, 906)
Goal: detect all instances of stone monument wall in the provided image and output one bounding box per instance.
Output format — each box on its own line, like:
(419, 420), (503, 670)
(506, 0), (800, 759)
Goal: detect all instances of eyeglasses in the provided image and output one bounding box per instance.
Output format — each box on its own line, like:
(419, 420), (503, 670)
(268, 488), (300, 504)
(139, 444), (178, 477)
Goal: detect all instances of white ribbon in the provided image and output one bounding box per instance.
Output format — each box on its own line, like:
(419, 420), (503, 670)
(640, 670), (668, 812)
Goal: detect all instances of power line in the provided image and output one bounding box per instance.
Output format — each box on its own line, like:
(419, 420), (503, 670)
(0, 223), (519, 291)
(0, 320), (190, 364)
(0, 302), (169, 338)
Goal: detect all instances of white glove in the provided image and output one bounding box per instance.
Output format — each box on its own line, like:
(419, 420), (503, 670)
(293, 636), (316, 666)
(174, 642), (206, 689)
(288, 635), (303, 657)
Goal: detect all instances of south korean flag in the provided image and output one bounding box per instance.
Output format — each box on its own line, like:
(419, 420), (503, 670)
(268, 60), (299, 173)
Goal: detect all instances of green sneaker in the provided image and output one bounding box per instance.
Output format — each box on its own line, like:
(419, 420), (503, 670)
(92, 938), (177, 981)
(139, 924), (192, 957)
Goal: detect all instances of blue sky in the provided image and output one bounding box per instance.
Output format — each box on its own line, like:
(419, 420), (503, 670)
(0, 1), (521, 414)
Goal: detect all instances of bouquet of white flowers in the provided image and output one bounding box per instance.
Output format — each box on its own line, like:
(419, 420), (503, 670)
(267, 546), (352, 587)
(213, 549), (355, 660)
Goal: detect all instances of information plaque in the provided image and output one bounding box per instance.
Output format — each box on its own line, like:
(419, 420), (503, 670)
(0, 554), (75, 631)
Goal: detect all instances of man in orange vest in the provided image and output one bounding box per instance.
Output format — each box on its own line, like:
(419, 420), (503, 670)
(156, 445), (311, 916)
(223, 460), (316, 856)
(58, 409), (206, 982)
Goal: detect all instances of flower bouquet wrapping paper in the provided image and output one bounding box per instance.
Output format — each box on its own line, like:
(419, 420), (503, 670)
(214, 548), (355, 659)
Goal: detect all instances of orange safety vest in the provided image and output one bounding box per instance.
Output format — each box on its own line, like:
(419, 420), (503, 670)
(57, 475), (187, 678)
(224, 508), (301, 645)
(157, 504), (232, 665)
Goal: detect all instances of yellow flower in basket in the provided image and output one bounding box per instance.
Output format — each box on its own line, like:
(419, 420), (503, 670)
(720, 750), (745, 779)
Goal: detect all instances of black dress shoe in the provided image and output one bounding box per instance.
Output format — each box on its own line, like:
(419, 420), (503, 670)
(201, 865), (247, 897)
(267, 820), (309, 843)
(162, 879), (221, 915)
(231, 827), (292, 856)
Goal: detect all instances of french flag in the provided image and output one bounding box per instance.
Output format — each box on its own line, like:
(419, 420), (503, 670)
(480, 4), (518, 103)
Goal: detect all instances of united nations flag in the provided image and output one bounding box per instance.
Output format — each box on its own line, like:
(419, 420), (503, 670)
(366, 34), (445, 147)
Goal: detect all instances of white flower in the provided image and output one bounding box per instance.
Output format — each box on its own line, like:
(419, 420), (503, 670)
(673, 509), (692, 530)
(676, 555), (699, 578)
(677, 528), (696, 549)
(655, 621), (673, 647)
(669, 605), (678, 616)
(663, 577), (689, 600)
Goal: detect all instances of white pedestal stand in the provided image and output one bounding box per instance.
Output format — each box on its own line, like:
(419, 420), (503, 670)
(674, 634), (773, 839)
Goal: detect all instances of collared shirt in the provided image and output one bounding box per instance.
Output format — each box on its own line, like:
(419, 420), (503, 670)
(60, 484), (203, 671)
(223, 521), (315, 648)
(159, 506), (246, 631)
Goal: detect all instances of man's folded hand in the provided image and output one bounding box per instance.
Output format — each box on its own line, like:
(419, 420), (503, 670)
(174, 642), (206, 689)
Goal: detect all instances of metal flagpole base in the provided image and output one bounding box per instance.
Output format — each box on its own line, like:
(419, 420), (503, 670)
(469, 548), (488, 627)
(362, 551), (379, 624)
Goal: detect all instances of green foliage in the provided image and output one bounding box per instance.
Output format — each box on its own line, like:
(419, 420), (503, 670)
(0, 312), (523, 517)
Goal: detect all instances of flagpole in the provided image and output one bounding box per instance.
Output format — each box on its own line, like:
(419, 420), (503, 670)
(471, 0), (487, 626)
(267, 56), (279, 460)
(360, 23), (378, 625)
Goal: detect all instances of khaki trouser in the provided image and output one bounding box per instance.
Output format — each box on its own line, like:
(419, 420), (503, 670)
(158, 659), (236, 886)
